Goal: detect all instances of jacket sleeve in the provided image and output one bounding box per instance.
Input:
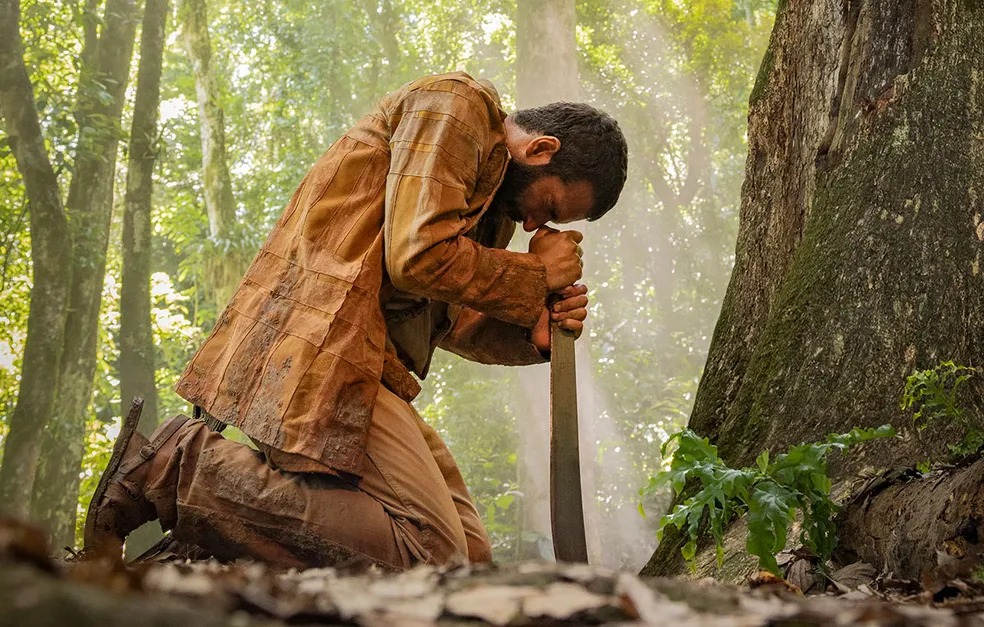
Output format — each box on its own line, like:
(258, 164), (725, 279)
(384, 79), (547, 328)
(438, 306), (548, 366)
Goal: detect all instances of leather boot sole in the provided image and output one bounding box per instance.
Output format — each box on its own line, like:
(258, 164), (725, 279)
(83, 397), (146, 551)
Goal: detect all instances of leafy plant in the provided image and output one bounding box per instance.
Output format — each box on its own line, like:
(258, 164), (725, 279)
(902, 361), (981, 456)
(643, 425), (896, 575)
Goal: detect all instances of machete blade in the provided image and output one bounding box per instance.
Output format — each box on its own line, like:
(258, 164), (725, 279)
(549, 323), (588, 563)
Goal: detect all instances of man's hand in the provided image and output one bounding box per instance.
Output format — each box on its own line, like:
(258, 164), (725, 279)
(531, 284), (589, 354)
(529, 227), (584, 292)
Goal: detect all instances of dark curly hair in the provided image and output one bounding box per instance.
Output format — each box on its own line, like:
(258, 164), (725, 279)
(511, 102), (628, 221)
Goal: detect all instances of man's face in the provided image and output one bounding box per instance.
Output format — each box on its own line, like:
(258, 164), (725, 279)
(494, 160), (595, 232)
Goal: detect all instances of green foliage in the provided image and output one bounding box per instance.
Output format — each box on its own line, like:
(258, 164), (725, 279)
(645, 425), (896, 574)
(902, 361), (981, 457)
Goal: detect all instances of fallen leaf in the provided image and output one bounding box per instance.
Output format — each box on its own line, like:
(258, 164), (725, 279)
(830, 561), (877, 590)
(748, 570), (801, 595)
(786, 558), (816, 594)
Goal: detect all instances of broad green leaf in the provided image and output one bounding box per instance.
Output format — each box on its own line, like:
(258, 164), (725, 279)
(494, 493), (515, 509)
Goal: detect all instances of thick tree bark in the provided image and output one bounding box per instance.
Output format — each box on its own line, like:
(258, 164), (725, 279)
(30, 0), (141, 546)
(0, 0), (74, 517)
(514, 0), (584, 561)
(121, 0), (168, 437)
(178, 0), (242, 308)
(643, 0), (984, 578)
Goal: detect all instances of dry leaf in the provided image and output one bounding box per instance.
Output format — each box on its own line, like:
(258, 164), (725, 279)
(786, 559), (816, 594)
(830, 561), (877, 590)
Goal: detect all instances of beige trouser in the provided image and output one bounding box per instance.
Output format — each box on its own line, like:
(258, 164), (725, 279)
(146, 385), (491, 570)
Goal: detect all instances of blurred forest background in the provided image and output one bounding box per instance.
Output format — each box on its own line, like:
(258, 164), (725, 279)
(0, 0), (775, 571)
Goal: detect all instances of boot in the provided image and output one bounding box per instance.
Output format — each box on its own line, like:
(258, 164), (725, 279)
(82, 399), (191, 558)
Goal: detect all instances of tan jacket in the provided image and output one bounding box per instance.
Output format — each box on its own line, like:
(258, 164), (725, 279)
(175, 73), (548, 476)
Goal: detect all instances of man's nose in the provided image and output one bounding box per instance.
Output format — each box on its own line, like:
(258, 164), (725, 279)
(523, 217), (540, 232)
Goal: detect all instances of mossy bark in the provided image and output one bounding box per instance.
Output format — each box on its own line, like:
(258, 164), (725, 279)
(178, 0), (246, 309)
(0, 0), (140, 544)
(119, 0), (170, 559)
(642, 0), (984, 578)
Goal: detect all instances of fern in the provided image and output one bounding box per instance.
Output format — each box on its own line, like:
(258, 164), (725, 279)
(644, 425), (896, 575)
(902, 361), (981, 456)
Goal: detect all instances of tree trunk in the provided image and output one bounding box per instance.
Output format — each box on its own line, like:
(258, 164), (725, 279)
(0, 0), (74, 518)
(178, 0), (241, 308)
(516, 0), (580, 107)
(119, 0), (169, 559)
(514, 0), (581, 560)
(121, 0), (168, 437)
(30, 0), (142, 547)
(643, 0), (984, 578)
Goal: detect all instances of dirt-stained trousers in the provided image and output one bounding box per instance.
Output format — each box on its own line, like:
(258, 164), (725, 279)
(143, 384), (492, 569)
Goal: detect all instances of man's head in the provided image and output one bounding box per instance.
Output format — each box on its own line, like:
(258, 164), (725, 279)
(496, 102), (628, 232)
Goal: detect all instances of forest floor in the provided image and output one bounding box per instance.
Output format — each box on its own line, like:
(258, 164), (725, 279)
(3, 518), (984, 626)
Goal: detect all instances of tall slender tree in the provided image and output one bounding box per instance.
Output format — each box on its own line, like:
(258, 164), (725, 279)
(178, 0), (242, 308)
(0, 0), (74, 519)
(117, 0), (170, 559)
(0, 0), (141, 543)
(121, 0), (169, 437)
(29, 0), (142, 545)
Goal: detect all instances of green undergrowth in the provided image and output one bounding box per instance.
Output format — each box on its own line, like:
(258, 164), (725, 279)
(642, 424), (896, 575)
(902, 361), (982, 459)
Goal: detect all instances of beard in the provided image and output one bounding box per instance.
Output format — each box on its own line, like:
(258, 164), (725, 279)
(491, 159), (545, 222)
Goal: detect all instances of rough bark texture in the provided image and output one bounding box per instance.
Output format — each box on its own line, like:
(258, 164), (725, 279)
(178, 0), (242, 307)
(514, 0), (581, 561)
(837, 459), (984, 581)
(643, 0), (984, 578)
(0, 0), (74, 517)
(30, 0), (141, 547)
(121, 0), (168, 437)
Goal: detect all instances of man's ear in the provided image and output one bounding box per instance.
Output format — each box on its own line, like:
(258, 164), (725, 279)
(524, 135), (560, 166)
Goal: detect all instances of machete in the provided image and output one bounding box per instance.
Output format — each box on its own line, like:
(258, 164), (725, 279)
(549, 322), (588, 563)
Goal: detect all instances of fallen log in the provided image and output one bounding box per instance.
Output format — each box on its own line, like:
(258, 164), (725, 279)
(643, 456), (984, 589)
(837, 460), (984, 583)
